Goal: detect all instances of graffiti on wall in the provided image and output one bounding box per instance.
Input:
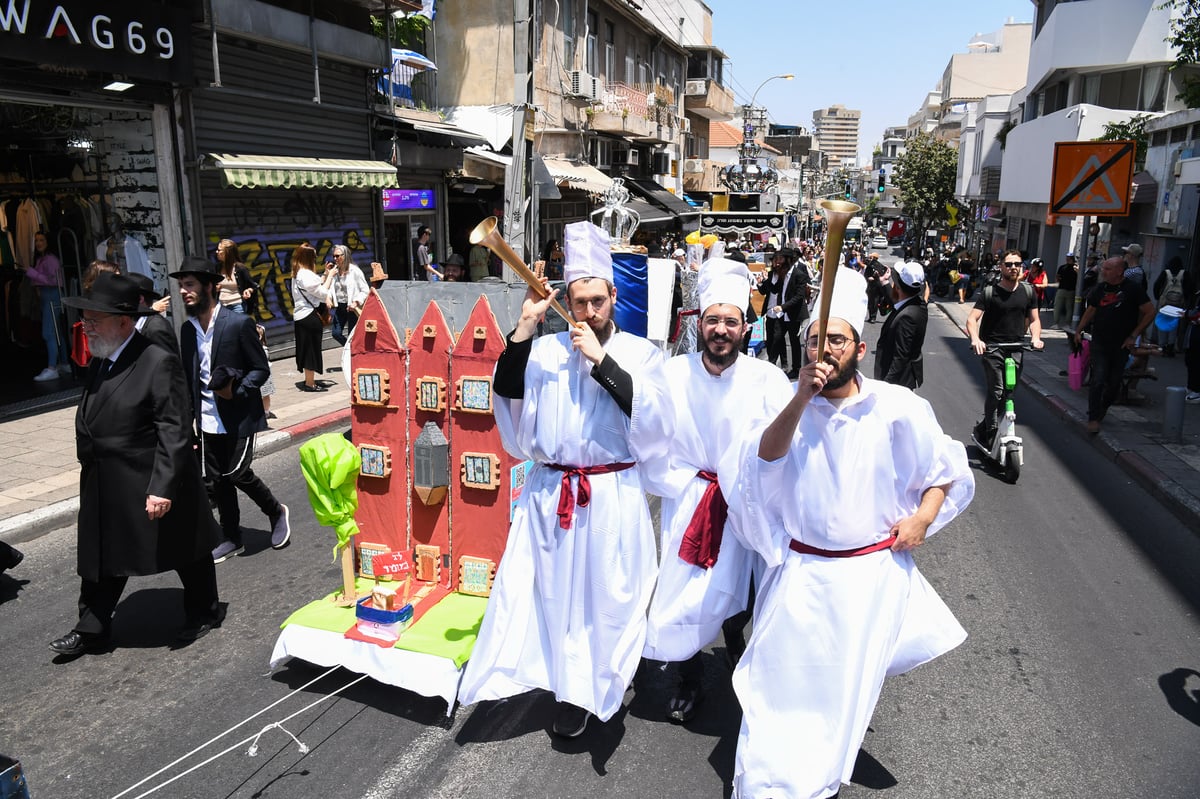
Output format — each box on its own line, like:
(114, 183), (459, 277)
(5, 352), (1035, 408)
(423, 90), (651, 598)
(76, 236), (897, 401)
(207, 191), (374, 333)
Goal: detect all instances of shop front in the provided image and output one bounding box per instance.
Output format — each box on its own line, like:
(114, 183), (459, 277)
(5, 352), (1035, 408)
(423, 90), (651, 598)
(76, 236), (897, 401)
(0, 0), (191, 415)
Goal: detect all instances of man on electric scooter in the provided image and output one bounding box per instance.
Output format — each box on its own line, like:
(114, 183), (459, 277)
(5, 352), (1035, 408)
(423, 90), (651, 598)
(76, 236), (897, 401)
(966, 250), (1044, 447)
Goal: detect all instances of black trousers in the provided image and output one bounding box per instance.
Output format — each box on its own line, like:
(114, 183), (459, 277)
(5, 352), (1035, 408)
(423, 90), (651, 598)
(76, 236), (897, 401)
(1088, 343), (1129, 422)
(202, 432), (280, 542)
(765, 317), (789, 368)
(785, 320), (803, 372)
(74, 559), (219, 635)
(1187, 340), (1200, 392)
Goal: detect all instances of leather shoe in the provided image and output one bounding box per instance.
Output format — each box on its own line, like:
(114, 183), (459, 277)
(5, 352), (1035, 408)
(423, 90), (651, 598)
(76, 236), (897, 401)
(666, 682), (703, 724)
(49, 630), (108, 656)
(177, 605), (226, 643)
(551, 702), (590, 738)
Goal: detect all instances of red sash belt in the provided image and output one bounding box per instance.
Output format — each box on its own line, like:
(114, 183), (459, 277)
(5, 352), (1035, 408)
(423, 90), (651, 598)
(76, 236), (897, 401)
(678, 470), (727, 570)
(547, 462), (636, 530)
(788, 533), (898, 558)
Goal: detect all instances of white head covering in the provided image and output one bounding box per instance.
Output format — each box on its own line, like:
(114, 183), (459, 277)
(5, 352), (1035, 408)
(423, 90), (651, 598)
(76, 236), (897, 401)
(892, 260), (925, 290)
(698, 258), (751, 315)
(563, 221), (613, 286)
(806, 267), (869, 338)
(708, 239), (727, 259)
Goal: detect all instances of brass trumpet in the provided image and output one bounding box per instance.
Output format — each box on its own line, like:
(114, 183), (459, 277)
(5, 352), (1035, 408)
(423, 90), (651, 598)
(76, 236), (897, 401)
(814, 199), (862, 356)
(468, 216), (575, 326)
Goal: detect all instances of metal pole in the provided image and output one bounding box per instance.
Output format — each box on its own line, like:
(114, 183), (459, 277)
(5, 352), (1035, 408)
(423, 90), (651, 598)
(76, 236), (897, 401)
(1071, 214), (1091, 328)
(502, 0), (532, 274)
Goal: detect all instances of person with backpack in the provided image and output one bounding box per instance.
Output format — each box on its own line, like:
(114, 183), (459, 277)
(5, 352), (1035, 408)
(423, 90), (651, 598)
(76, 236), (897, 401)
(965, 249), (1044, 446)
(1151, 256), (1194, 356)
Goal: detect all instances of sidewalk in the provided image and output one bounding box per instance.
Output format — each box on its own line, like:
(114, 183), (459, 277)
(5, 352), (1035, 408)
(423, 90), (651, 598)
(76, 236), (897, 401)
(0, 346), (351, 545)
(935, 299), (1200, 529)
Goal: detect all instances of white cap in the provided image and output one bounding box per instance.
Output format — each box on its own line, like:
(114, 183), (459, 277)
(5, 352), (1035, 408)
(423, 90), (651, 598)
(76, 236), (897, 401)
(708, 240), (727, 259)
(806, 267), (869, 338)
(892, 260), (925, 289)
(698, 258), (751, 315)
(1121, 243), (1143, 256)
(563, 221), (613, 286)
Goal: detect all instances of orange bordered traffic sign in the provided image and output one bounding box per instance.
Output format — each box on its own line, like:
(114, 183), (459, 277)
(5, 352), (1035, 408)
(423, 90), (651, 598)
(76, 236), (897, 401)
(1050, 140), (1136, 216)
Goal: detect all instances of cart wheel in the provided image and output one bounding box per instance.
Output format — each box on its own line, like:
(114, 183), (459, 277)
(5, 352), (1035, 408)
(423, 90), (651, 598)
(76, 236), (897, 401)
(1004, 448), (1021, 484)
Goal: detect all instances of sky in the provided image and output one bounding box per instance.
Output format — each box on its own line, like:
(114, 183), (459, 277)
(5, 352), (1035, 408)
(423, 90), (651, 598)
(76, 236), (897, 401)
(701, 0), (1034, 165)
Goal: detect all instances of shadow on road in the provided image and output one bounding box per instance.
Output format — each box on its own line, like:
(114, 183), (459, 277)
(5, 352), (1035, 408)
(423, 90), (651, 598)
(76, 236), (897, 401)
(0, 573), (28, 605)
(1158, 668), (1200, 727)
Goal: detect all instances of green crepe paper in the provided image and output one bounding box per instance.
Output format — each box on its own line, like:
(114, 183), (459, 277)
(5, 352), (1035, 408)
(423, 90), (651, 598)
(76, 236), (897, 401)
(281, 580), (488, 668)
(298, 432), (361, 561)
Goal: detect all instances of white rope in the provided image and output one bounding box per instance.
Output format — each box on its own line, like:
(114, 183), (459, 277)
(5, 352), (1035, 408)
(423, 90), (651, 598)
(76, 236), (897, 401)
(110, 664), (349, 799)
(118, 671), (370, 799)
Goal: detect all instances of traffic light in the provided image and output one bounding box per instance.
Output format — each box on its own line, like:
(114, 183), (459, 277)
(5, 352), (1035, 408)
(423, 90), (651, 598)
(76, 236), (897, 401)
(878, 169), (886, 193)
(844, 180), (852, 199)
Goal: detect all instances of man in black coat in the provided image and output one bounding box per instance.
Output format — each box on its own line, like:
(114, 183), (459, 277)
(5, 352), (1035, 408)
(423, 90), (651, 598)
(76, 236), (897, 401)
(50, 273), (222, 656)
(773, 250), (810, 378)
(126, 273), (179, 357)
(170, 257), (290, 563)
(874, 260), (928, 389)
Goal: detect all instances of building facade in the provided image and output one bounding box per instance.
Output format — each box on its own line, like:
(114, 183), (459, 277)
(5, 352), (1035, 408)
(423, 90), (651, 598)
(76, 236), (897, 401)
(813, 104), (861, 170)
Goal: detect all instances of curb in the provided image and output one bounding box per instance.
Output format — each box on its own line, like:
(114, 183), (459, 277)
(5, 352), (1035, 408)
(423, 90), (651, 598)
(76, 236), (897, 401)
(935, 302), (1200, 530)
(0, 408), (352, 546)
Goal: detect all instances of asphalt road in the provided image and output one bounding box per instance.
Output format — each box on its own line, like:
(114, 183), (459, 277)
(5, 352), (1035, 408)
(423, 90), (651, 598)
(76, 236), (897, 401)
(2, 268), (1199, 798)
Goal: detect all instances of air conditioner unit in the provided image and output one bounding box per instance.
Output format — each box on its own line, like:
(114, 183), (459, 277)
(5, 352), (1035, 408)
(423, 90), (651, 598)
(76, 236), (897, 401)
(684, 158), (703, 174)
(569, 70), (601, 101)
(616, 149), (639, 166)
(680, 118), (691, 134)
(685, 79), (706, 96)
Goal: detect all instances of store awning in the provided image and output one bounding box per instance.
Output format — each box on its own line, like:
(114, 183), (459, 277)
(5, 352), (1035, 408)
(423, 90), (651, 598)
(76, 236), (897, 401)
(205, 153), (398, 190)
(625, 178), (700, 217)
(542, 158), (614, 194)
(624, 198), (674, 225)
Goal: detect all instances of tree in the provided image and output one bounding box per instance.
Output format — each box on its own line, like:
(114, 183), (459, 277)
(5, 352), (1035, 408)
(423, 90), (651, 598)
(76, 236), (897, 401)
(891, 132), (958, 243)
(1095, 114), (1151, 170)
(1164, 0), (1200, 108)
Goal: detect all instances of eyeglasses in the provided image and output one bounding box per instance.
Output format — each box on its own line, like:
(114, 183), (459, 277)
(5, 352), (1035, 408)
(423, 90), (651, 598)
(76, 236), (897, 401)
(804, 333), (853, 352)
(80, 314), (115, 328)
(701, 316), (742, 329)
(1003, 260), (1023, 266)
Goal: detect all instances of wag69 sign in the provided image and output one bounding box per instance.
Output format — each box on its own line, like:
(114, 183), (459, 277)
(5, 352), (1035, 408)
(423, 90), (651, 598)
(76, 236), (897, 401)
(0, 1), (193, 84)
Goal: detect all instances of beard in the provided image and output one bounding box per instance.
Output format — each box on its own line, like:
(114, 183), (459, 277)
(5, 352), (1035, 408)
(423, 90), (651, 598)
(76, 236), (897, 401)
(701, 330), (740, 369)
(822, 349), (860, 392)
(184, 287), (214, 317)
(585, 315), (614, 345)
(88, 332), (121, 359)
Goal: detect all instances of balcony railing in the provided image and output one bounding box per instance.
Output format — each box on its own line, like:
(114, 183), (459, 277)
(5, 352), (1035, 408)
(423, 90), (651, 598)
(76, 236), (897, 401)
(684, 77), (735, 120)
(588, 82), (680, 141)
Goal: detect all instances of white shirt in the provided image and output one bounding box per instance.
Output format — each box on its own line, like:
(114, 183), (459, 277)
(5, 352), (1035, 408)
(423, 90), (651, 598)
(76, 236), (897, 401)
(188, 304), (225, 435)
(291, 268), (328, 321)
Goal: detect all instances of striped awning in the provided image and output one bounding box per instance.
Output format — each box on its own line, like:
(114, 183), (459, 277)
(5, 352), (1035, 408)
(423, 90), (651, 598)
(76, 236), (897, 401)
(205, 153), (398, 190)
(541, 158), (614, 195)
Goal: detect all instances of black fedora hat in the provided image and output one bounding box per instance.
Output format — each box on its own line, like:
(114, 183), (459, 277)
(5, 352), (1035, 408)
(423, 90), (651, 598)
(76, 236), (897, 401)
(63, 272), (155, 316)
(169, 255), (222, 283)
(125, 272), (162, 303)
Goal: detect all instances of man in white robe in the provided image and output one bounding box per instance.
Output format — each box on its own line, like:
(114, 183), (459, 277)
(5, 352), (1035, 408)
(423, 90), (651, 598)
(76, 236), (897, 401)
(720, 268), (975, 798)
(458, 221), (673, 739)
(644, 259), (792, 723)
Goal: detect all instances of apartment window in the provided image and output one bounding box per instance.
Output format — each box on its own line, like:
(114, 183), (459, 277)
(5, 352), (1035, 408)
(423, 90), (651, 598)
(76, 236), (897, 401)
(604, 21), (615, 83)
(625, 49), (635, 85)
(1152, 130), (1168, 147)
(1171, 126), (1187, 144)
(586, 11), (597, 75)
(562, 0), (576, 66)
(1191, 124), (1200, 140)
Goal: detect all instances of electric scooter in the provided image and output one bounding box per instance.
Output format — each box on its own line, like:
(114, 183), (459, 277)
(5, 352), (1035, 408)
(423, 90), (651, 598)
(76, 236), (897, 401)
(972, 342), (1035, 484)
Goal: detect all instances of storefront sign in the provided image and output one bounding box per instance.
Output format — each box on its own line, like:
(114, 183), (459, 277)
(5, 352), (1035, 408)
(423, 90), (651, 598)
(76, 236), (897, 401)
(0, 1), (192, 83)
(382, 188), (435, 211)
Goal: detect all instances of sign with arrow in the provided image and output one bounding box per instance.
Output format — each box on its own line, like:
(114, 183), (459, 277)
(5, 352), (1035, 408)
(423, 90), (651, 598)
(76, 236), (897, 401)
(1050, 140), (1136, 216)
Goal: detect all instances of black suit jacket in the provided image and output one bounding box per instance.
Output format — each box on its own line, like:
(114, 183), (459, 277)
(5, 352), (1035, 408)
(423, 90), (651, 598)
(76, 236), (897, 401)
(180, 307), (270, 438)
(758, 264), (810, 331)
(138, 312), (180, 359)
(75, 333), (217, 581)
(874, 295), (927, 389)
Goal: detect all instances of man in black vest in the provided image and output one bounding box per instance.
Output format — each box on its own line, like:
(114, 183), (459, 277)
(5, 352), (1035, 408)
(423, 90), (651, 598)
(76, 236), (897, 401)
(874, 261), (928, 389)
(170, 257), (290, 563)
(50, 273), (222, 655)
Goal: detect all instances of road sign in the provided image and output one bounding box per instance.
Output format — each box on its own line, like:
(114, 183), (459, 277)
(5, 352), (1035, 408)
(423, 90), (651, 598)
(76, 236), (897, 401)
(1050, 140), (1136, 216)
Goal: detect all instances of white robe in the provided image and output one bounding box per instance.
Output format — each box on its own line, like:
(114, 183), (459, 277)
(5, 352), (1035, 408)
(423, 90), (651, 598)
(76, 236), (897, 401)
(458, 330), (673, 722)
(643, 354), (792, 662)
(720, 375), (974, 799)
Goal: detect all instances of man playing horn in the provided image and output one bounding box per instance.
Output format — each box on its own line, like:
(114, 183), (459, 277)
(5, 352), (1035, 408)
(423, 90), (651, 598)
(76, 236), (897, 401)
(719, 268), (975, 798)
(458, 221), (674, 739)
(644, 258), (792, 723)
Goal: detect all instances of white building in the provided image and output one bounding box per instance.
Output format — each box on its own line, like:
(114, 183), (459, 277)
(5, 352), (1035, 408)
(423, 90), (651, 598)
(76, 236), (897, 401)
(997, 0), (1192, 266)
